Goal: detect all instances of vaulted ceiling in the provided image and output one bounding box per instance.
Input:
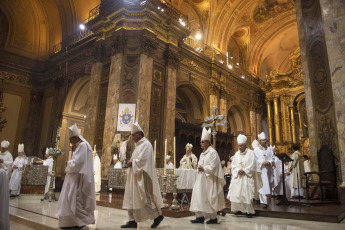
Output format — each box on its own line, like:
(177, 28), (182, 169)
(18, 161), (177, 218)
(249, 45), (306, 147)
(0, 0), (299, 81)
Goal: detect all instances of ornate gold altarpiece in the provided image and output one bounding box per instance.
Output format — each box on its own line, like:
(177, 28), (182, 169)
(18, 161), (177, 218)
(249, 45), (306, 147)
(263, 48), (309, 155)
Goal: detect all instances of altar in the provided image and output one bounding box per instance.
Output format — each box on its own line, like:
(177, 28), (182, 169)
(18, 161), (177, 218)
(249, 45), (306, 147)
(108, 168), (198, 193)
(21, 164), (48, 194)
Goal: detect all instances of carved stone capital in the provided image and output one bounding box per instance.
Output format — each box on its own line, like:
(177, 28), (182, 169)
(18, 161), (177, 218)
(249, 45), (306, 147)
(111, 35), (126, 55)
(140, 36), (158, 57)
(209, 82), (220, 96)
(164, 50), (180, 68)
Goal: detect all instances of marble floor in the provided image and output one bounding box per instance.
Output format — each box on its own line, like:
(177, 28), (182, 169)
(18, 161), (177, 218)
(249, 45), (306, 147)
(9, 194), (345, 230)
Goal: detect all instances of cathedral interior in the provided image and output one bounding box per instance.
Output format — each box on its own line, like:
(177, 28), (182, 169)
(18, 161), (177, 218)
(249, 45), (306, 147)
(0, 0), (344, 197)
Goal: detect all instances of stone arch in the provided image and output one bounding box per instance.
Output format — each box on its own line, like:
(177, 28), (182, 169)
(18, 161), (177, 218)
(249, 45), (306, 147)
(227, 104), (250, 135)
(176, 82), (208, 124)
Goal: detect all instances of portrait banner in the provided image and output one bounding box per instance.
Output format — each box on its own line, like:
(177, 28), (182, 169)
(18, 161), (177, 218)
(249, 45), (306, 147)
(117, 104), (136, 131)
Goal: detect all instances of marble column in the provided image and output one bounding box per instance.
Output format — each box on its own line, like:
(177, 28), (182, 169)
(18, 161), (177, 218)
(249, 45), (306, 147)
(273, 96), (281, 143)
(249, 103), (257, 143)
(209, 84), (219, 117)
(101, 53), (122, 177)
(136, 53), (153, 135)
(163, 63), (177, 155)
(219, 90), (227, 133)
(319, 0), (345, 187)
(84, 62), (102, 147)
(266, 100), (273, 145)
(290, 106), (296, 143)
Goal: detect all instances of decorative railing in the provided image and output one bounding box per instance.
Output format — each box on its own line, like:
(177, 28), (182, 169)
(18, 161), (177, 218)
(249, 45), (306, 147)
(51, 29), (94, 55)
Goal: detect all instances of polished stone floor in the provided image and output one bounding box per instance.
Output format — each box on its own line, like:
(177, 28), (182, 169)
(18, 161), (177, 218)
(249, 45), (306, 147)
(9, 194), (345, 230)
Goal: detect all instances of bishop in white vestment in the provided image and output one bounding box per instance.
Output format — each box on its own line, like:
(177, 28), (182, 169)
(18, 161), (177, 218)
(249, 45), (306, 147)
(251, 139), (262, 201)
(43, 148), (54, 194)
(228, 134), (256, 218)
(0, 140), (13, 177)
(122, 122), (164, 229)
(93, 145), (101, 193)
(254, 132), (274, 208)
(179, 143), (198, 169)
(9, 144), (27, 197)
(56, 124), (96, 228)
(190, 128), (225, 224)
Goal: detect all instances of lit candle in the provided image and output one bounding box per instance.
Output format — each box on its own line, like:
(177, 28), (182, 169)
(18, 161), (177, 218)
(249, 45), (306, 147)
(154, 140), (156, 167)
(174, 136), (176, 175)
(164, 139), (167, 175)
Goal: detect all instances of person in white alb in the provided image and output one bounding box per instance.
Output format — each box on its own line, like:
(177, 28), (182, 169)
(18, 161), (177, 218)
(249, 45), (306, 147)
(43, 148), (54, 194)
(254, 132), (274, 208)
(0, 168), (9, 230)
(121, 122), (164, 228)
(9, 143), (27, 197)
(179, 143), (198, 169)
(289, 144), (304, 198)
(93, 145), (101, 194)
(0, 140), (13, 177)
(251, 139), (262, 202)
(166, 154), (174, 169)
(55, 124), (96, 229)
(189, 127), (225, 224)
(228, 134), (256, 218)
(113, 154), (122, 169)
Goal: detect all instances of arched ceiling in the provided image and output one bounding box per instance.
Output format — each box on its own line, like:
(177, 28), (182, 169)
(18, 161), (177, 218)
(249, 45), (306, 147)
(0, 0), (298, 81)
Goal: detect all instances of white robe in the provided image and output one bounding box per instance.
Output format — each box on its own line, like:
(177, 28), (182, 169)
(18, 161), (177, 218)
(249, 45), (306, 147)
(190, 146), (225, 215)
(0, 169), (9, 230)
(179, 153), (198, 169)
(113, 162), (122, 169)
(166, 162), (174, 169)
(272, 155), (283, 196)
(119, 141), (127, 162)
(93, 155), (101, 193)
(122, 137), (163, 222)
(0, 151), (13, 177)
(9, 156), (27, 195)
(56, 142), (96, 228)
(43, 157), (54, 194)
(228, 148), (256, 214)
(254, 146), (274, 195)
(289, 150), (304, 197)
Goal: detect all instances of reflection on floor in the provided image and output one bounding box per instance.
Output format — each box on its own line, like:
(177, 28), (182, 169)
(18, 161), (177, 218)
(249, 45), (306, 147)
(9, 194), (345, 230)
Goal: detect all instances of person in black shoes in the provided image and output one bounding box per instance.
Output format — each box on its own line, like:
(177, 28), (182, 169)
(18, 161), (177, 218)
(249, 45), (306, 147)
(121, 122), (164, 228)
(189, 128), (226, 225)
(228, 135), (256, 218)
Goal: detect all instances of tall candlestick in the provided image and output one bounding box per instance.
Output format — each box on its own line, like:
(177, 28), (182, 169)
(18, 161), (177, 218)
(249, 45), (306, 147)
(154, 140), (156, 167)
(164, 139), (167, 175)
(173, 136), (176, 174)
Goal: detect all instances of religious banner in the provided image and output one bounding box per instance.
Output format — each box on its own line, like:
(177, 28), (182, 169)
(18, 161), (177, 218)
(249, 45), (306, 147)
(117, 104), (136, 131)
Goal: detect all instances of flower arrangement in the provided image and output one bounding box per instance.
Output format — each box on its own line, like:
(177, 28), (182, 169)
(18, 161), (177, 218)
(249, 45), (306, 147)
(48, 147), (64, 156)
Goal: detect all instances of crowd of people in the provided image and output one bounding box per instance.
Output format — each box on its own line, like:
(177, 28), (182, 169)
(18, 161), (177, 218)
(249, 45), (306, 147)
(0, 122), (312, 229)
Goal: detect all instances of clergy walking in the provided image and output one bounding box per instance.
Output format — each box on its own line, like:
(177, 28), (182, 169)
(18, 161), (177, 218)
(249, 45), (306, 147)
(251, 139), (262, 202)
(122, 122), (164, 229)
(0, 140), (13, 177)
(289, 144), (304, 198)
(228, 134), (256, 218)
(190, 127), (225, 224)
(56, 123), (96, 229)
(179, 143), (198, 169)
(9, 144), (27, 197)
(254, 132), (274, 208)
(93, 145), (101, 193)
(43, 148), (54, 194)
(0, 168), (9, 230)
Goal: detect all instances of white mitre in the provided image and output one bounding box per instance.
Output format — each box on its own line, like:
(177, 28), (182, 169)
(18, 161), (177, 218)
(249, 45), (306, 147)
(18, 143), (24, 153)
(252, 139), (259, 149)
(237, 134), (247, 144)
(68, 123), (81, 138)
(130, 121), (143, 134)
(93, 145), (97, 153)
(45, 148), (49, 154)
(166, 155), (171, 160)
(201, 127), (211, 141)
(258, 132), (266, 140)
(113, 154), (118, 160)
(1, 140), (9, 148)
